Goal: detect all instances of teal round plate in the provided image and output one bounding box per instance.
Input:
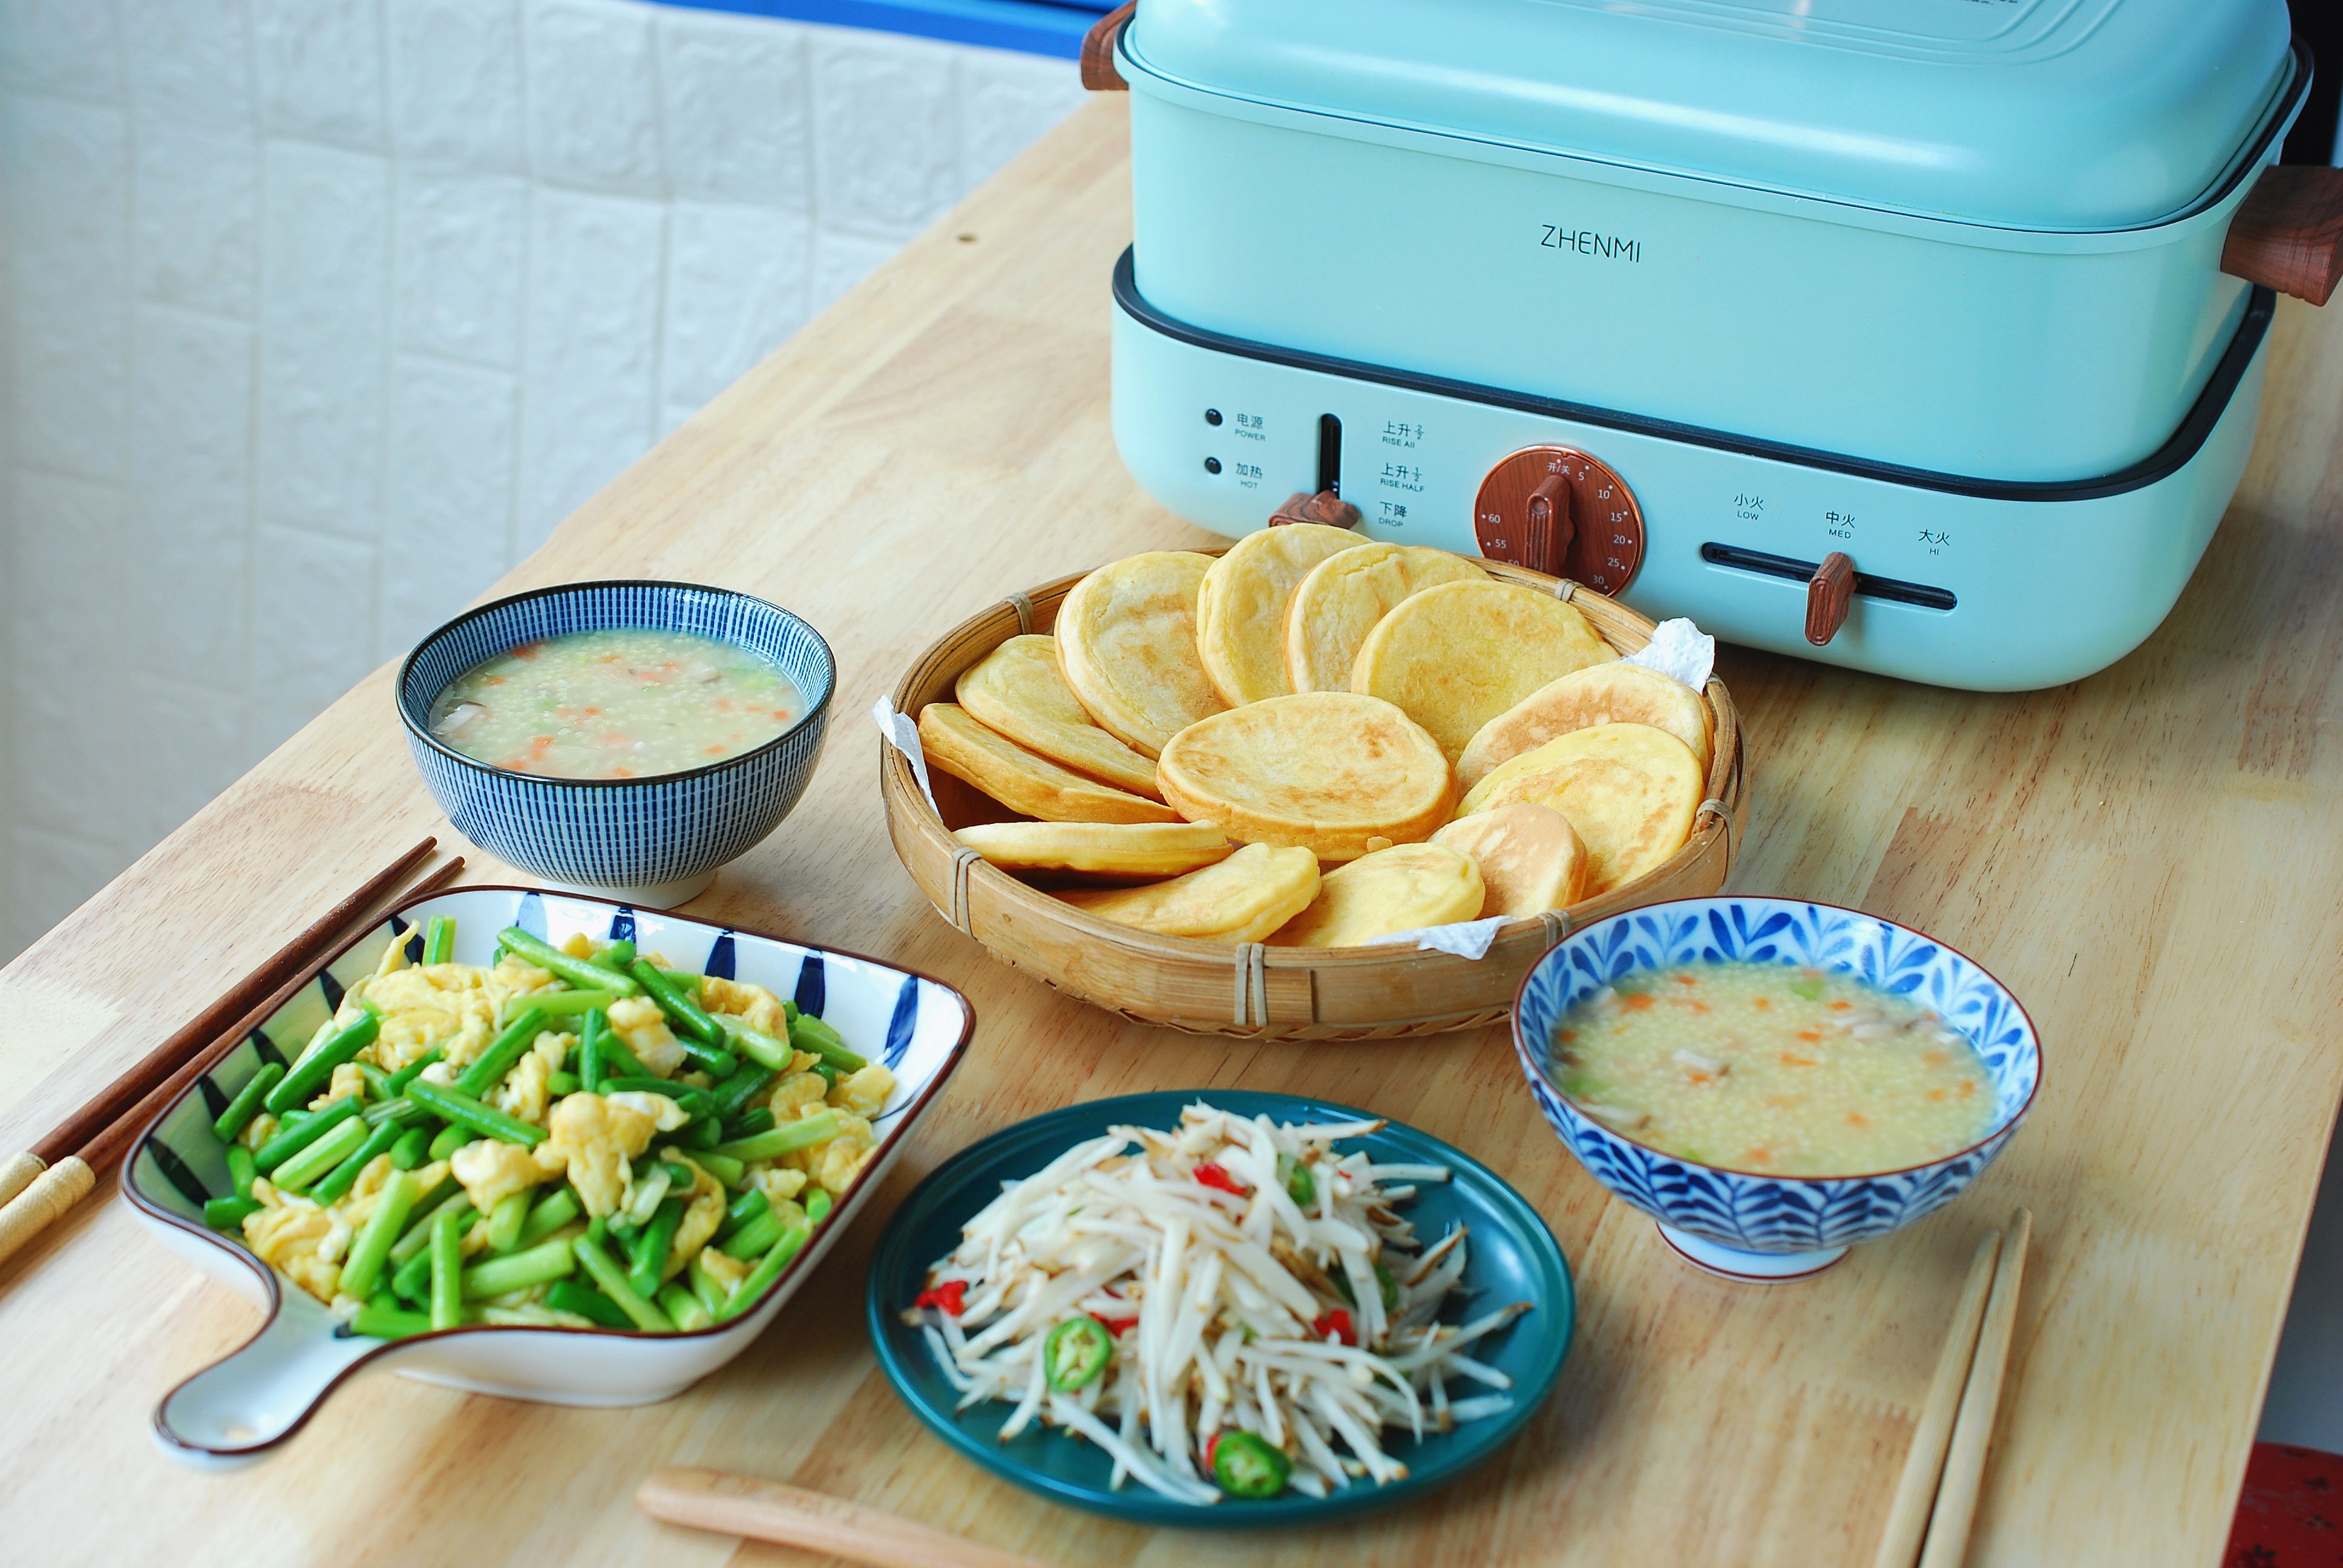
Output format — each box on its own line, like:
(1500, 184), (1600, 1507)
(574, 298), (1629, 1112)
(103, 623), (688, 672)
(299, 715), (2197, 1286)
(865, 1089), (1574, 1527)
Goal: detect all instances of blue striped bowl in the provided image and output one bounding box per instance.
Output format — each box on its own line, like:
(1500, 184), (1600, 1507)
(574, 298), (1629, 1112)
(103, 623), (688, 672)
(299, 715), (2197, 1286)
(1513, 898), (2040, 1282)
(398, 581), (834, 906)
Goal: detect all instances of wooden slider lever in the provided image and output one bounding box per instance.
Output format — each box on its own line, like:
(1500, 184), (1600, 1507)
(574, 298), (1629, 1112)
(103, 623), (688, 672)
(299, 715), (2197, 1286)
(1807, 551), (1856, 645)
(638, 1468), (1050, 1568)
(1268, 488), (1360, 529)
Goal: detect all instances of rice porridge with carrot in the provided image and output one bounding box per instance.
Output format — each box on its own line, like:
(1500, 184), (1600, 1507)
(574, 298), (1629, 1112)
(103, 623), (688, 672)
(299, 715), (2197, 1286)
(427, 627), (802, 779)
(1551, 961), (1996, 1175)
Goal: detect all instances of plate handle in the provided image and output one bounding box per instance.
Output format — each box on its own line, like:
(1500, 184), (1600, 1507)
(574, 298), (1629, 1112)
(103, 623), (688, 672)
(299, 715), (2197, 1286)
(153, 1299), (379, 1467)
(2222, 165), (2343, 306)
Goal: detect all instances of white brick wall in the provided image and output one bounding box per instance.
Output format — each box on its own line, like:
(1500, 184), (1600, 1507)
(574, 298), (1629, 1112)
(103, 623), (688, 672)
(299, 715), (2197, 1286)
(0, 0), (1089, 958)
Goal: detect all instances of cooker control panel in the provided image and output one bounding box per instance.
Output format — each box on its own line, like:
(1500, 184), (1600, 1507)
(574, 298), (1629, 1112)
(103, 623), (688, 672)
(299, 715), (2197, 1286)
(1473, 446), (1645, 595)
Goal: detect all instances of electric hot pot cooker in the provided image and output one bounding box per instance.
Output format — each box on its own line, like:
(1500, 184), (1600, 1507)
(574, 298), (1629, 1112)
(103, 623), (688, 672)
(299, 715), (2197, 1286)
(1081, 0), (2343, 689)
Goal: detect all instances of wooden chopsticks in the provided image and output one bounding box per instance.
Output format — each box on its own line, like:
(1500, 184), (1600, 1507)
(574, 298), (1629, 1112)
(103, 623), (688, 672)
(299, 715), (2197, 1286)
(0, 838), (464, 1273)
(1873, 1208), (2035, 1568)
(638, 1468), (1052, 1568)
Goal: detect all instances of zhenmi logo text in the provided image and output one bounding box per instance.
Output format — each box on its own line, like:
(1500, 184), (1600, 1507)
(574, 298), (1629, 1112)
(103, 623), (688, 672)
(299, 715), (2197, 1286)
(1540, 225), (1641, 262)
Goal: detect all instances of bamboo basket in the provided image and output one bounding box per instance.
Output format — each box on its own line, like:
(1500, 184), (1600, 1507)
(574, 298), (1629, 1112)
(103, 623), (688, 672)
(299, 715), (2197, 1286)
(882, 556), (1746, 1040)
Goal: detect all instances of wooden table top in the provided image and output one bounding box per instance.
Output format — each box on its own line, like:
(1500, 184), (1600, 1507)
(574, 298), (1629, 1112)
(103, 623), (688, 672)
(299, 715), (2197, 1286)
(4, 99), (2340, 1567)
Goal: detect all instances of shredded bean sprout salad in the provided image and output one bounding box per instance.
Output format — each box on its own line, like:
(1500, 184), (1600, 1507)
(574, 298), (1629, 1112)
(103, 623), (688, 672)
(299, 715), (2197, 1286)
(905, 1102), (1532, 1503)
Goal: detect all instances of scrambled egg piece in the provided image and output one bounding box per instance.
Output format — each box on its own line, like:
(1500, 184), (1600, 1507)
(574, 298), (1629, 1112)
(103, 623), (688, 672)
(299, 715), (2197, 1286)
(351, 963), (519, 1073)
(776, 1105), (877, 1194)
(769, 1072), (827, 1120)
(240, 1113), (280, 1151)
(664, 1162), (728, 1282)
(607, 996), (686, 1078)
(488, 1031), (571, 1126)
(827, 1063), (896, 1119)
(702, 976), (789, 1038)
(316, 1060), (366, 1109)
(537, 1090), (690, 1216)
(450, 1138), (548, 1214)
(695, 1245), (752, 1295)
(749, 1165), (807, 1205)
(559, 933), (598, 959)
(243, 1187), (353, 1305)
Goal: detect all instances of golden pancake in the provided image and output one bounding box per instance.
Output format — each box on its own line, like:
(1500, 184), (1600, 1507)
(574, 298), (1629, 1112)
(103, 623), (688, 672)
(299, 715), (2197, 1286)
(955, 635), (1164, 800)
(1196, 523), (1368, 706)
(1457, 661), (1712, 790)
(917, 703), (1181, 825)
(1351, 579), (1614, 762)
(954, 821), (1233, 880)
(1155, 692), (1455, 861)
(1270, 843), (1484, 948)
(1455, 723), (1701, 897)
(1432, 803), (1588, 917)
(1060, 843), (1321, 942)
(1282, 543), (1486, 693)
(1055, 551), (1227, 757)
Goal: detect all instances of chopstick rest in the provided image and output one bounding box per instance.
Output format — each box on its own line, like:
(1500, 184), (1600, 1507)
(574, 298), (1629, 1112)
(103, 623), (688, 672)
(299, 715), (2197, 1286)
(637, 1467), (1050, 1568)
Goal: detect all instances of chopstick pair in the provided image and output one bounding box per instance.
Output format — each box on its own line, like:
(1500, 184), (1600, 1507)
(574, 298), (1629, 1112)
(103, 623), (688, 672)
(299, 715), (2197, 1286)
(1872, 1207), (2036, 1568)
(0, 837), (466, 1276)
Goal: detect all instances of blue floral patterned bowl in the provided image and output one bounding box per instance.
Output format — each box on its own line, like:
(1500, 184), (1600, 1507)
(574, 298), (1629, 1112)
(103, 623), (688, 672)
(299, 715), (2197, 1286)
(1513, 897), (2040, 1282)
(398, 581), (834, 906)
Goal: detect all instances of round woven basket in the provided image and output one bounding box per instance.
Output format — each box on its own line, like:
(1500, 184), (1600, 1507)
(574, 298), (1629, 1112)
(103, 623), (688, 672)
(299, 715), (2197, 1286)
(882, 555), (1746, 1040)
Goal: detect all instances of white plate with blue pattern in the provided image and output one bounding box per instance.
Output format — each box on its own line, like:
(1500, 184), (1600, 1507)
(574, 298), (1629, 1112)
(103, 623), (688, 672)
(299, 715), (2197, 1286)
(1513, 897), (2040, 1282)
(125, 886), (972, 1466)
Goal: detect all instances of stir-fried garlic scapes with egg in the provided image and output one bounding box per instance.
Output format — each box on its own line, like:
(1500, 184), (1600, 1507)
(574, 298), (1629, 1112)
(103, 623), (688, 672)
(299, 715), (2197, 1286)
(215, 922), (893, 1336)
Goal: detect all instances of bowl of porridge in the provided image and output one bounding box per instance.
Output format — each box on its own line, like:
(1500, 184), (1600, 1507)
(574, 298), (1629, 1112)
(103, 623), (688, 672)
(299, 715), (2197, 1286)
(398, 581), (835, 906)
(1513, 897), (2040, 1281)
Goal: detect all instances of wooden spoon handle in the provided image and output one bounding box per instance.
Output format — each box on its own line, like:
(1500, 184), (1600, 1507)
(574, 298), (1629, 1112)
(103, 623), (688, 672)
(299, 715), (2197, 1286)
(637, 1468), (1050, 1568)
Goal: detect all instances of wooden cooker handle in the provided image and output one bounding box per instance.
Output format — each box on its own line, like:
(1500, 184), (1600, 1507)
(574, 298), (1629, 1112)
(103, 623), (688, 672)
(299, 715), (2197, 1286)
(1081, 2), (1135, 91)
(637, 1468), (1051, 1568)
(2222, 165), (2343, 306)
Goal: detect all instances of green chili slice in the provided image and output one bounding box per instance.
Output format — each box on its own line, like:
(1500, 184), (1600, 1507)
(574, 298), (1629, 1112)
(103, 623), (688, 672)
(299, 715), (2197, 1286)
(1210, 1430), (1291, 1498)
(1044, 1316), (1113, 1393)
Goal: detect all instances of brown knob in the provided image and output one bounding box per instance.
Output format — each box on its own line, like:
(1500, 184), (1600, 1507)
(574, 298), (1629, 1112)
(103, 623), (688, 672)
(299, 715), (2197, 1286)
(2221, 165), (2343, 307)
(1525, 473), (1571, 576)
(1806, 552), (1855, 645)
(1081, 2), (1135, 91)
(1268, 489), (1360, 529)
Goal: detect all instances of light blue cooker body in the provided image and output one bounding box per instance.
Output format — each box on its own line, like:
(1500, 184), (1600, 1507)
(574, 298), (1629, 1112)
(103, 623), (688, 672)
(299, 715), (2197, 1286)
(1103, 0), (2304, 689)
(1113, 258), (2270, 691)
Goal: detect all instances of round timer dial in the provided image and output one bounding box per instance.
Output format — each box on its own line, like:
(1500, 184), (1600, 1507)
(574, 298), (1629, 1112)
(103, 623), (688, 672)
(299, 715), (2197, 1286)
(1473, 446), (1645, 595)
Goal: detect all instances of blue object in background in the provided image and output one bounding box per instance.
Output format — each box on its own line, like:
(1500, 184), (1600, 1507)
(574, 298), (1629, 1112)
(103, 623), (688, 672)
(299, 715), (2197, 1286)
(655, 0), (1114, 57)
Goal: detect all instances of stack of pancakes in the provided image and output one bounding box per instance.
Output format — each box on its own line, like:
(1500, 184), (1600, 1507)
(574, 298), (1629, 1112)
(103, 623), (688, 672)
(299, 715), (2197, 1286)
(917, 528), (1713, 948)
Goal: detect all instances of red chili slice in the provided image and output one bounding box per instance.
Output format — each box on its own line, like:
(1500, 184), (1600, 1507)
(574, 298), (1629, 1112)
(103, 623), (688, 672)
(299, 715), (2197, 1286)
(914, 1279), (968, 1316)
(1194, 1162), (1248, 1195)
(1091, 1313), (1138, 1336)
(1312, 1308), (1357, 1346)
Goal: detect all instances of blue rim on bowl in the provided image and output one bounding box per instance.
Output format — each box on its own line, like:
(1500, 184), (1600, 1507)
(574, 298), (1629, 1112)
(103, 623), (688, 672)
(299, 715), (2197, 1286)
(1512, 897), (2042, 1282)
(396, 580), (837, 903)
(866, 1089), (1575, 1527)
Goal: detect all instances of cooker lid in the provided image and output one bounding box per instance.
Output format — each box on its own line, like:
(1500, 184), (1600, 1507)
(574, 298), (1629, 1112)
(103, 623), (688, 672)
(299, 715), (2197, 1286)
(1123, 0), (2297, 232)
